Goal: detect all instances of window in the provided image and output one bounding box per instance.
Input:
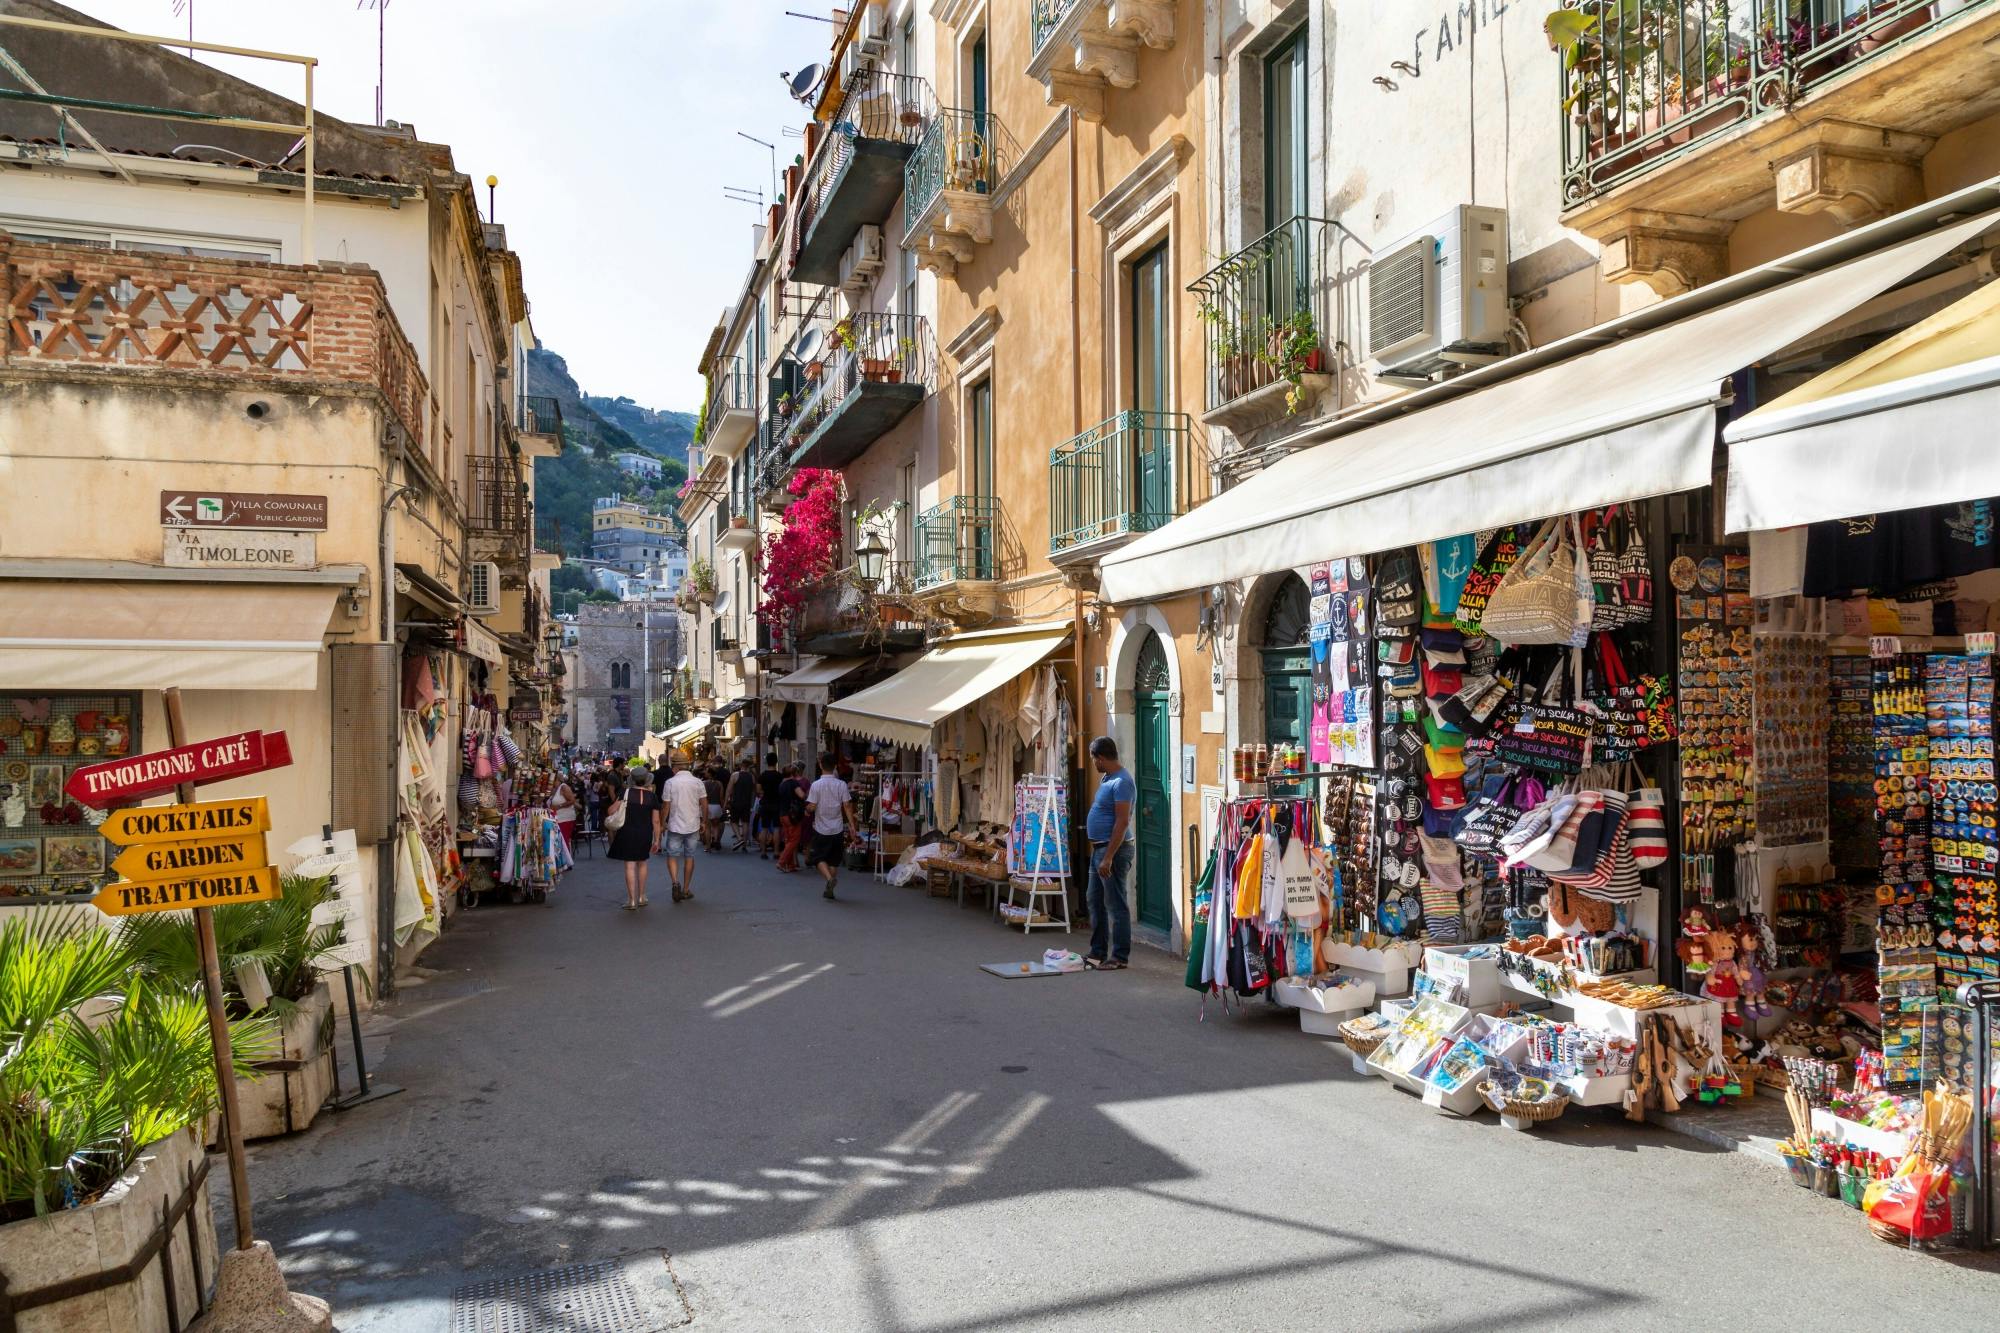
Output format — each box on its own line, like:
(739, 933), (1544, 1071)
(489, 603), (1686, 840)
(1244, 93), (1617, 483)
(900, 13), (916, 76)
(900, 244), (918, 319)
(611, 661), (633, 689)
(967, 378), (993, 500)
(1264, 27), (1308, 230)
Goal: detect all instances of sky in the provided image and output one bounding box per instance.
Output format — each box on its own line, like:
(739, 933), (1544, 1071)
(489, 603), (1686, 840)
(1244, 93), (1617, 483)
(61, 1), (832, 412)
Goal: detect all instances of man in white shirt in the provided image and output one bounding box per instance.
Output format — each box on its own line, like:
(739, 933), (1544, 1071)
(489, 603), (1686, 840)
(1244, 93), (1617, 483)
(662, 758), (709, 903)
(804, 752), (858, 901)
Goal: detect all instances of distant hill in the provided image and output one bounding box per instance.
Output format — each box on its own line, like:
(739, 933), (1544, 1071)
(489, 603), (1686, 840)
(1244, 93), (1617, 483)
(526, 347), (689, 558)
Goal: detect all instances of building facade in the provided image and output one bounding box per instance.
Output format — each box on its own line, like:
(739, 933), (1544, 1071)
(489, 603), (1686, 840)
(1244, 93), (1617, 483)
(567, 600), (681, 754)
(590, 495), (681, 572)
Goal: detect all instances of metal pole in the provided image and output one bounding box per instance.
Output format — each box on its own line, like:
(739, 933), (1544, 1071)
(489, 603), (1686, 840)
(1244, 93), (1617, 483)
(163, 687), (254, 1251)
(642, 606), (652, 741)
(302, 60), (315, 265)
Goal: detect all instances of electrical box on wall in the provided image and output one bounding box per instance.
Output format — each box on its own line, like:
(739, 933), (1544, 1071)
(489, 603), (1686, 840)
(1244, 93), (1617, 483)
(1365, 204), (1510, 386)
(1094, 666), (1107, 689)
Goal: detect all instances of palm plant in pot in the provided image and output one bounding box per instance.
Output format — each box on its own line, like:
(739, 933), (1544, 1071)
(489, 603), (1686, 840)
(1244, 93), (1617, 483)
(119, 873), (353, 1139)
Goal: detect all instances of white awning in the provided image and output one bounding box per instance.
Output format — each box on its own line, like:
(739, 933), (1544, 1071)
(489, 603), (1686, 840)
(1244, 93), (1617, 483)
(663, 714), (711, 745)
(825, 623), (1070, 747)
(768, 656), (869, 705)
(1725, 275), (2000, 532)
(0, 580), (341, 692)
(1099, 211), (1996, 604)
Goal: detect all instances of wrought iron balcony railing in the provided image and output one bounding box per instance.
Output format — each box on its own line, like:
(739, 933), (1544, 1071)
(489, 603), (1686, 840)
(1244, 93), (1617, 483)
(467, 453), (531, 538)
(779, 308), (935, 460)
(789, 68), (935, 274)
(520, 393), (562, 439)
(914, 495), (1000, 588)
(1559, 0), (1991, 206)
(1031, 0), (1082, 58)
(904, 106), (1014, 242)
(1049, 410), (1206, 554)
(1189, 215), (1337, 413)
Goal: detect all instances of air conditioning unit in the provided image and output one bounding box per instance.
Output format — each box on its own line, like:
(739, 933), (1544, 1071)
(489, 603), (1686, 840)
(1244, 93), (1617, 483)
(838, 224), (886, 293)
(466, 561), (502, 616)
(1365, 204), (1510, 385)
(855, 2), (891, 57)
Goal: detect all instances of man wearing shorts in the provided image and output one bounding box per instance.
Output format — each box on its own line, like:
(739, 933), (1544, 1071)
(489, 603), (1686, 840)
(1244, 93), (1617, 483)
(755, 752), (785, 859)
(804, 753), (857, 901)
(662, 758), (708, 903)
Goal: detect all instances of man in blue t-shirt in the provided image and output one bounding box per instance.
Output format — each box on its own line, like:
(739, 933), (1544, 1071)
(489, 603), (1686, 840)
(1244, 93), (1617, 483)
(1083, 735), (1135, 970)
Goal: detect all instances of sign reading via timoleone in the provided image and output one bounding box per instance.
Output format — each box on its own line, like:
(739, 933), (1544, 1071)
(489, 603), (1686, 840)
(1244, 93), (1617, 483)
(91, 865), (281, 916)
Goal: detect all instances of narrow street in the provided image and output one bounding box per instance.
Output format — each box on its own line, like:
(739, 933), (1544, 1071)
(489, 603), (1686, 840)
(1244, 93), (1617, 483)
(232, 851), (1994, 1332)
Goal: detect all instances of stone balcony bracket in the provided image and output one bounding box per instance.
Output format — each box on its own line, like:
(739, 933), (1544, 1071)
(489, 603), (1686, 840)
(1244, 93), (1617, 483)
(1036, 0), (1176, 122)
(1772, 120), (1936, 226)
(1597, 211), (1735, 298)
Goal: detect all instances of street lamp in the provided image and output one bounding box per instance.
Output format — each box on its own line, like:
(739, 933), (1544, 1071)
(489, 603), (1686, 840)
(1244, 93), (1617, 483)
(855, 529), (889, 588)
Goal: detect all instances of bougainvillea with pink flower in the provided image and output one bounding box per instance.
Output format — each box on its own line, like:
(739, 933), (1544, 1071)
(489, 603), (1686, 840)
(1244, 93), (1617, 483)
(757, 467), (844, 637)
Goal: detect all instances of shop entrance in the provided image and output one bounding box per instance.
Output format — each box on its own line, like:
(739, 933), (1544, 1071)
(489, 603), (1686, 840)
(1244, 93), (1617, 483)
(1132, 630), (1173, 931)
(1259, 572), (1312, 748)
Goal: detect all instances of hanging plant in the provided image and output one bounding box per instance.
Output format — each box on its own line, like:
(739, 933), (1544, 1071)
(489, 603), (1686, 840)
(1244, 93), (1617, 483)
(756, 467), (845, 637)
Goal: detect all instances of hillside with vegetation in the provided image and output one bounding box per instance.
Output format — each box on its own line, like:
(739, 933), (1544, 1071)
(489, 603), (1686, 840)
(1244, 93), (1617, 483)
(527, 347), (690, 559)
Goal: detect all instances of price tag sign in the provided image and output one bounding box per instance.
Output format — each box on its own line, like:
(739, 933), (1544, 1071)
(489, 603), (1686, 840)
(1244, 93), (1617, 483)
(1421, 1082), (1447, 1108)
(1968, 632), (1995, 658)
(1869, 636), (1901, 660)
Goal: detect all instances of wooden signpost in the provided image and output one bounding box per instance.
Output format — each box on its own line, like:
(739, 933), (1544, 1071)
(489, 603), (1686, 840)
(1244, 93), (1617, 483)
(82, 691), (294, 1254)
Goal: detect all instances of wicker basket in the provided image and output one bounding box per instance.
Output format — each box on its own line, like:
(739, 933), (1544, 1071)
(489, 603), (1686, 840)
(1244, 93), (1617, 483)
(1868, 1217), (1914, 1247)
(1478, 1081), (1572, 1122)
(1338, 1019), (1386, 1058)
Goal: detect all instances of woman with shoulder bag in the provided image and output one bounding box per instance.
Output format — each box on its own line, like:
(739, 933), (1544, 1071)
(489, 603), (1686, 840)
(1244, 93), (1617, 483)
(607, 767), (665, 910)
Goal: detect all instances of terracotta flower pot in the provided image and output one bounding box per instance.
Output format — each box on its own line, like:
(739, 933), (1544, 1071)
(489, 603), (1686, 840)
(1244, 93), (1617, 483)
(1857, 4), (1935, 56)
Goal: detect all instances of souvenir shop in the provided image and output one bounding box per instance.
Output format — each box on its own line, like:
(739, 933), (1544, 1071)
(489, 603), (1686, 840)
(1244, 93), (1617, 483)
(822, 623), (1079, 926)
(1115, 190), (2000, 1250)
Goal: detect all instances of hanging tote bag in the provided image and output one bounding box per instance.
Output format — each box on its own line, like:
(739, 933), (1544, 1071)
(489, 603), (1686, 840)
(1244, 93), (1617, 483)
(1454, 525), (1527, 636)
(603, 795), (628, 834)
(1617, 504), (1654, 626)
(498, 732), (522, 766)
(1588, 508), (1627, 631)
(1232, 814), (1266, 920)
(472, 726), (495, 779)
(1628, 779), (1669, 868)
(1281, 832), (1321, 926)
(1480, 518), (1584, 645)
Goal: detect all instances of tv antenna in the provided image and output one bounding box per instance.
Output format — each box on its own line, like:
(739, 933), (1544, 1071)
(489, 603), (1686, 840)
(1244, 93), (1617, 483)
(736, 131), (778, 207)
(723, 186), (765, 209)
(358, 0), (392, 126)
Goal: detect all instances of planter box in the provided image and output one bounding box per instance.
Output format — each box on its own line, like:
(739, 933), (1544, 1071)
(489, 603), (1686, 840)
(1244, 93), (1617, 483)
(223, 981), (335, 1142)
(0, 1126), (215, 1333)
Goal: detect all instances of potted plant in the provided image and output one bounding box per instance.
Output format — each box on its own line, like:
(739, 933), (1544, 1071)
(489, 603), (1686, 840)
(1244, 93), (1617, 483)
(1854, 0), (1935, 56)
(0, 911), (271, 1332)
(899, 102), (926, 129)
(776, 391), (794, 420)
(691, 558), (717, 603)
(804, 357), (825, 383)
(730, 514), (751, 530)
(119, 873), (353, 1141)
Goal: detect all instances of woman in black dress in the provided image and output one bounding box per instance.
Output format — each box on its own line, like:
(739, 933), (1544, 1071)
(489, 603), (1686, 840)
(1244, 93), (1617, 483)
(608, 767), (664, 910)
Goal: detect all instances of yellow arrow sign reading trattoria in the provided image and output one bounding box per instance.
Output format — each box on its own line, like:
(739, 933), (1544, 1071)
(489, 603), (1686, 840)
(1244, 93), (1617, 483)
(91, 865), (282, 917)
(97, 798), (271, 847)
(109, 833), (269, 884)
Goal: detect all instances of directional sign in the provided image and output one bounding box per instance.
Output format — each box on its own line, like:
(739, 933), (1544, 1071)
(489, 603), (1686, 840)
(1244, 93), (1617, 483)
(97, 797), (272, 847)
(159, 490), (328, 531)
(66, 733), (292, 809)
(110, 833), (268, 884)
(91, 866), (281, 917)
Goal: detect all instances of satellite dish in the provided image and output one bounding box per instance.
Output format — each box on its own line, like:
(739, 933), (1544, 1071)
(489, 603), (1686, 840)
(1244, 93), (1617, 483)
(783, 64), (824, 103)
(793, 327), (822, 361)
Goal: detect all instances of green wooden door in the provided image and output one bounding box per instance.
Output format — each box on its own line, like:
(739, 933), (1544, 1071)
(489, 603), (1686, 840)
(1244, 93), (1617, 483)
(1260, 573), (1312, 761)
(1133, 631), (1174, 931)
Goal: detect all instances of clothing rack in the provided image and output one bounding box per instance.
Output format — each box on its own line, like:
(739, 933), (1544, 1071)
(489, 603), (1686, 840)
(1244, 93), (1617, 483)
(865, 768), (929, 880)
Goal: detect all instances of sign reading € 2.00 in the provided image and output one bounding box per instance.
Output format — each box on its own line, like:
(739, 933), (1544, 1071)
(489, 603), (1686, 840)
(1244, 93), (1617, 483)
(90, 797), (280, 917)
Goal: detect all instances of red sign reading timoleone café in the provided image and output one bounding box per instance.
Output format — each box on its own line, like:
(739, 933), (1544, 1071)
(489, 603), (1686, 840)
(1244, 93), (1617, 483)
(65, 730), (294, 808)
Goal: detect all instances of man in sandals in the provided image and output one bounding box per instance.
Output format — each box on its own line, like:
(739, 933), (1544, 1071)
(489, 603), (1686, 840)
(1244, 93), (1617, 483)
(662, 757), (708, 903)
(804, 752), (858, 901)
(1083, 736), (1135, 971)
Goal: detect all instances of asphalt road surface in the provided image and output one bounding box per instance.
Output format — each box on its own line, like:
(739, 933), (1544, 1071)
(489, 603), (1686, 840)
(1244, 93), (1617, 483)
(221, 844), (2000, 1330)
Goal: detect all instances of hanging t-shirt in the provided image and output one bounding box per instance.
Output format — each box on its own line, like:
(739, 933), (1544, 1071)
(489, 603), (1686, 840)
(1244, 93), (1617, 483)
(1426, 535), (1478, 615)
(1803, 500), (1999, 596)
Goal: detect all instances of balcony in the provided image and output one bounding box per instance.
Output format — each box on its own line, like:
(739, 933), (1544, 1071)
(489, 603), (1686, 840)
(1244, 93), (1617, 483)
(1190, 216), (1339, 437)
(910, 495), (1002, 622)
(789, 68), (936, 285)
(718, 512), (759, 555)
(1558, 0), (2000, 294)
(468, 454), (532, 542)
(519, 393), (563, 458)
(0, 232), (429, 449)
(704, 355), (757, 462)
(1048, 411), (1207, 580)
(904, 107), (1017, 277)
(778, 309), (934, 470)
(1027, 0), (1178, 121)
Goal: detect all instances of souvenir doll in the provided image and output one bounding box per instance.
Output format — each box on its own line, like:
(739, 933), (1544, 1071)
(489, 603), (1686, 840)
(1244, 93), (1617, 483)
(1675, 904), (1718, 975)
(1701, 927), (1743, 1028)
(1734, 920), (1772, 1020)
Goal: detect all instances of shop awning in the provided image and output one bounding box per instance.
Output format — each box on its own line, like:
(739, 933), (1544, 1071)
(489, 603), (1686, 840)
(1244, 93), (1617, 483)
(1099, 210), (1997, 604)
(663, 714), (711, 745)
(0, 579), (342, 691)
(767, 656), (868, 705)
(711, 698), (751, 720)
(460, 619), (505, 668)
(825, 623), (1070, 746)
(1725, 276), (2000, 532)
(394, 562), (460, 617)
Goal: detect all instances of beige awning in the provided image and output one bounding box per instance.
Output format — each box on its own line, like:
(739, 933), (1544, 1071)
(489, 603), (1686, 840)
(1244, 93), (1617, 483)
(1725, 275), (2000, 532)
(663, 714), (711, 745)
(0, 580), (341, 691)
(825, 623), (1070, 747)
(1099, 210), (1996, 603)
(460, 618), (505, 667)
(768, 656), (868, 705)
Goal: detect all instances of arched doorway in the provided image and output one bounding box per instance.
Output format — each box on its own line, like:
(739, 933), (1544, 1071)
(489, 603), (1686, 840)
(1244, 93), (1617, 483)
(1132, 630), (1173, 931)
(1259, 573), (1312, 750)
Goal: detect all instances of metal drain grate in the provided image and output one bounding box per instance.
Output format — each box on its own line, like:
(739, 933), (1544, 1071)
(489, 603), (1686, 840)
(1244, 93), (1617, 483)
(450, 1260), (648, 1333)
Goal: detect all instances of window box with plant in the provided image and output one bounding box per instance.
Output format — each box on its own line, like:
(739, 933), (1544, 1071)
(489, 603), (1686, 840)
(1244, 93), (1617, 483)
(0, 911), (273, 1332)
(690, 558), (717, 604)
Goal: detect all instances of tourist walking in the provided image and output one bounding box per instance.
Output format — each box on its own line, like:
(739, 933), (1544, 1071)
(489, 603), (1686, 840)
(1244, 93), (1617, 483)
(804, 753), (858, 901)
(608, 766), (664, 910)
(775, 763), (809, 872)
(727, 759), (757, 852)
(703, 765), (726, 851)
(548, 775), (580, 851)
(755, 752), (785, 858)
(662, 757), (708, 903)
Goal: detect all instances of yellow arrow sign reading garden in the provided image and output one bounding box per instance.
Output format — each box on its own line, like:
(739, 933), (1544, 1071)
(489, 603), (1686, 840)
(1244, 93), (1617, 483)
(97, 798), (271, 847)
(110, 833), (269, 884)
(91, 865), (282, 917)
